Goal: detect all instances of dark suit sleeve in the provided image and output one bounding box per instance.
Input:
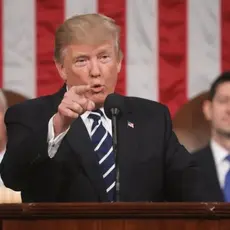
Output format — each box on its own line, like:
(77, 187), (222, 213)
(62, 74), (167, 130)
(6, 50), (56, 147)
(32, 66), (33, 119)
(163, 106), (209, 202)
(0, 105), (62, 193)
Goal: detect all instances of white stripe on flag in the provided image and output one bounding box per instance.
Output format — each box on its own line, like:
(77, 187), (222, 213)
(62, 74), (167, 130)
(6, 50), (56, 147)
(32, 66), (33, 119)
(126, 0), (158, 101)
(3, 0), (36, 98)
(187, 0), (221, 99)
(65, 0), (97, 19)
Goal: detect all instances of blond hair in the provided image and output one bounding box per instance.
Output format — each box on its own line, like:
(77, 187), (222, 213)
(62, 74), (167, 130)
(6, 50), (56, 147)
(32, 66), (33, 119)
(54, 13), (123, 64)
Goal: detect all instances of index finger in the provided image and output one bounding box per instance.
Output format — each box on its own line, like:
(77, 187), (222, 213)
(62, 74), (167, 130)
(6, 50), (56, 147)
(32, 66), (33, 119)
(69, 85), (91, 95)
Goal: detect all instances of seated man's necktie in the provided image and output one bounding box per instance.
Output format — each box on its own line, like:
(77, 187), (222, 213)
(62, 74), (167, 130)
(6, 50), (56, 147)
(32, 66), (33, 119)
(88, 110), (116, 201)
(224, 155), (230, 202)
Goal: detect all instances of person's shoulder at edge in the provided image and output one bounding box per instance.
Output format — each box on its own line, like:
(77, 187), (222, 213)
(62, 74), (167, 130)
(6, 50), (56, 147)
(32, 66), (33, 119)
(4, 89), (61, 124)
(191, 145), (210, 159)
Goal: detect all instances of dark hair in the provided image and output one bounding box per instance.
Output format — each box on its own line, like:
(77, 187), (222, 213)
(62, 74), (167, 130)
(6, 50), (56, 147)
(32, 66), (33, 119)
(209, 71), (230, 101)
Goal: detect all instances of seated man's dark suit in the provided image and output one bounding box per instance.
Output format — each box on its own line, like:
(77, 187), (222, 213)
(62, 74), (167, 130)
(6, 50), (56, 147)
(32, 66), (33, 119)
(193, 145), (224, 202)
(0, 85), (211, 202)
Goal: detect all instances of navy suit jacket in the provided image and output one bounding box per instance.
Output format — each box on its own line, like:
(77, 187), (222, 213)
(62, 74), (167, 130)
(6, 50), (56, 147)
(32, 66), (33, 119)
(0, 85), (212, 202)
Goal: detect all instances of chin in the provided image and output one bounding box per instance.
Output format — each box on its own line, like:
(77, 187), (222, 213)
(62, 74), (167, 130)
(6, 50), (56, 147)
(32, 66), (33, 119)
(91, 94), (107, 108)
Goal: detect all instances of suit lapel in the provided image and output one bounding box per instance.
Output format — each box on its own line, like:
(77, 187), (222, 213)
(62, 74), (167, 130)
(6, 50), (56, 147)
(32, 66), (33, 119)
(66, 116), (108, 202)
(51, 90), (138, 201)
(50, 85), (108, 201)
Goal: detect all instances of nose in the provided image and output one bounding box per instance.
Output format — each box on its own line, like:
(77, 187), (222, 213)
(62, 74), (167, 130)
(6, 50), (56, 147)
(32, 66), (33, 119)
(227, 104), (230, 113)
(89, 58), (100, 78)
(226, 101), (230, 114)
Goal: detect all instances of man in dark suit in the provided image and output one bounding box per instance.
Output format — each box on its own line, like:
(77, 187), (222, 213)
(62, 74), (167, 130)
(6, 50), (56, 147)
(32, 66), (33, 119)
(193, 72), (230, 202)
(0, 13), (208, 203)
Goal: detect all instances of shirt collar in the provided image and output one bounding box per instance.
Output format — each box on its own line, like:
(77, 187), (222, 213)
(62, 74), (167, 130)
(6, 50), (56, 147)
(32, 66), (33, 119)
(81, 108), (108, 121)
(210, 139), (230, 164)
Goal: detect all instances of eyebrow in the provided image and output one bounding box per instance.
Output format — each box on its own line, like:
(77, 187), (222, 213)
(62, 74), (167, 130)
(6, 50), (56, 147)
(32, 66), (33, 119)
(72, 55), (88, 63)
(97, 49), (112, 54)
(72, 46), (113, 59)
(217, 95), (230, 99)
(74, 53), (89, 57)
(72, 55), (89, 61)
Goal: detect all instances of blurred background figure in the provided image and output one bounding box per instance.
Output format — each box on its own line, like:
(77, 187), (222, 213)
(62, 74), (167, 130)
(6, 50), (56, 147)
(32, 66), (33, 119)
(173, 91), (210, 153)
(0, 89), (24, 203)
(192, 72), (230, 202)
(0, 89), (7, 171)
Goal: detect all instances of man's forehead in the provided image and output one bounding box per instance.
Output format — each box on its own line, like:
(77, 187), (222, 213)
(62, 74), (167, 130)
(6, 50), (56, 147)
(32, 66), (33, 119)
(216, 82), (230, 93)
(67, 42), (114, 55)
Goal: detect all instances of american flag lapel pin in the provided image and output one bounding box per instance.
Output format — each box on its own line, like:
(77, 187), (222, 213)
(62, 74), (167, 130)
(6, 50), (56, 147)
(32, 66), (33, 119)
(127, 121), (134, 128)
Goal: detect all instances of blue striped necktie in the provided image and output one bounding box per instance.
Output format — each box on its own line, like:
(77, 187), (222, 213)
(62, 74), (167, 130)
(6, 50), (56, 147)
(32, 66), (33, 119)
(224, 155), (230, 202)
(88, 110), (116, 201)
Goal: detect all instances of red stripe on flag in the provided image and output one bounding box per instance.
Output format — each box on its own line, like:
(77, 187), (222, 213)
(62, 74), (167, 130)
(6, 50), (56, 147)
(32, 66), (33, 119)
(0, 0), (3, 88)
(98, 0), (126, 96)
(221, 0), (230, 71)
(158, 0), (187, 117)
(36, 0), (64, 97)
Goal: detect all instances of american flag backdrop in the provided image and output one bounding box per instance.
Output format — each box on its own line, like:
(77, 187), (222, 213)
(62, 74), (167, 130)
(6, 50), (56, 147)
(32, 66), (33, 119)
(0, 0), (230, 117)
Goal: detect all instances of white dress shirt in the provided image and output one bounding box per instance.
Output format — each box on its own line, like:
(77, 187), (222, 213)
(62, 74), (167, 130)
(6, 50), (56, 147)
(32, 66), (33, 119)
(47, 108), (112, 158)
(210, 139), (230, 189)
(0, 151), (4, 163)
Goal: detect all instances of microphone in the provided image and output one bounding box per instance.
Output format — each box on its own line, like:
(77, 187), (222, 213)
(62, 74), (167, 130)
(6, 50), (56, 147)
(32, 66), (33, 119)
(104, 93), (124, 202)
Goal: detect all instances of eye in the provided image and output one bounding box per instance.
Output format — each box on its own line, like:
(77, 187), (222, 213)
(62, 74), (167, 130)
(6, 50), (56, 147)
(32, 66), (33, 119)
(75, 57), (87, 66)
(217, 97), (229, 104)
(101, 55), (109, 59)
(99, 54), (110, 63)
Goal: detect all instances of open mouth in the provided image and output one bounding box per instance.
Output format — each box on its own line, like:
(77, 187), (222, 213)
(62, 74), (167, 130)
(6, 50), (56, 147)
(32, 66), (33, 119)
(91, 84), (104, 93)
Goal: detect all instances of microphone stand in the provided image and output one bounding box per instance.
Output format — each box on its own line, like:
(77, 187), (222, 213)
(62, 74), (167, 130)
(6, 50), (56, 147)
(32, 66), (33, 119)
(110, 108), (120, 202)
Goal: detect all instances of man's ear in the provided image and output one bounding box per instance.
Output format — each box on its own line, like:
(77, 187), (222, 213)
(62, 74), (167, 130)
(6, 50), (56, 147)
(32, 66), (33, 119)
(117, 61), (121, 73)
(203, 99), (212, 121)
(117, 53), (123, 73)
(55, 62), (67, 81)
